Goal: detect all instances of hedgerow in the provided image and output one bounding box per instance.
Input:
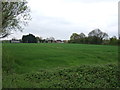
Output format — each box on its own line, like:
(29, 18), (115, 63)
(3, 64), (120, 88)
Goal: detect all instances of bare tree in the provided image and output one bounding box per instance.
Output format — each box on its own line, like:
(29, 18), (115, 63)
(0, 0), (31, 38)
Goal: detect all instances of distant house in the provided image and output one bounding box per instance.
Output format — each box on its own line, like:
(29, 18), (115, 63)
(10, 39), (21, 43)
(47, 40), (52, 43)
(63, 40), (68, 43)
(56, 40), (64, 43)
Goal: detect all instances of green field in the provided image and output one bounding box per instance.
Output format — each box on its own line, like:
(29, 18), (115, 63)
(2, 43), (119, 88)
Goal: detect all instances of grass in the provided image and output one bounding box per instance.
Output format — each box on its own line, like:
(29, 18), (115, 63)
(2, 43), (119, 88)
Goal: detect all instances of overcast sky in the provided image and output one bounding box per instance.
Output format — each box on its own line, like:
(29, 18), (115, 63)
(6, 0), (119, 40)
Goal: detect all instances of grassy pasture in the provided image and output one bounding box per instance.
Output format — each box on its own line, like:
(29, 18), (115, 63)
(2, 43), (119, 88)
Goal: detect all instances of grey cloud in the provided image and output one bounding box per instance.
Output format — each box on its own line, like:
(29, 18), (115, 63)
(6, 0), (118, 40)
(64, 0), (118, 3)
(33, 16), (72, 25)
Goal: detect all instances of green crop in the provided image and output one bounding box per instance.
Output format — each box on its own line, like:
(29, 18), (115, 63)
(2, 43), (119, 88)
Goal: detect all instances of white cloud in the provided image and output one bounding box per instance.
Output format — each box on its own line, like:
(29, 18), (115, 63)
(6, 0), (119, 40)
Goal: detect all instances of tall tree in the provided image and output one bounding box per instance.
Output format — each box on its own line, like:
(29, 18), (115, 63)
(88, 29), (108, 40)
(22, 34), (37, 43)
(0, 0), (31, 38)
(109, 36), (118, 45)
(70, 33), (80, 43)
(70, 33), (80, 40)
(79, 33), (86, 43)
(46, 37), (55, 43)
(88, 29), (108, 44)
(36, 37), (42, 43)
(79, 33), (86, 38)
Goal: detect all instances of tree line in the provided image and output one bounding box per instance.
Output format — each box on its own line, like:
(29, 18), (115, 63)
(2, 29), (120, 46)
(22, 34), (63, 43)
(21, 29), (120, 45)
(68, 29), (120, 45)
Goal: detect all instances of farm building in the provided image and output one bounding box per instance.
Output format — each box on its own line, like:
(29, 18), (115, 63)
(56, 40), (64, 43)
(10, 39), (21, 43)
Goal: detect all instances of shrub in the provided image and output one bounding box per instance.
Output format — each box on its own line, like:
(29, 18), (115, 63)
(3, 64), (119, 88)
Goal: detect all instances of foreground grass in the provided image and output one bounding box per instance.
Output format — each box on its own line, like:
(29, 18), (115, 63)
(2, 43), (119, 88)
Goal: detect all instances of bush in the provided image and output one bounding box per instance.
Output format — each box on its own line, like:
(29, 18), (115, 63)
(3, 64), (119, 88)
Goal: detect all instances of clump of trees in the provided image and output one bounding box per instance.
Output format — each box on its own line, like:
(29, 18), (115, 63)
(69, 29), (119, 45)
(35, 37), (55, 43)
(22, 34), (37, 43)
(70, 33), (85, 43)
(21, 34), (56, 43)
(109, 36), (118, 45)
